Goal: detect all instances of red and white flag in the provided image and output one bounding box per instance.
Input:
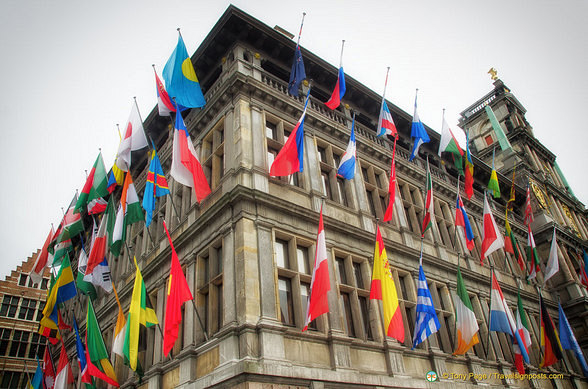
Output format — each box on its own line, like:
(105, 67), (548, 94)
(383, 139), (397, 222)
(421, 160), (434, 237)
(481, 194), (504, 264)
(42, 345), (56, 389)
(30, 227), (54, 284)
(524, 184), (534, 226)
(303, 205), (331, 331)
(116, 102), (148, 171)
(170, 109), (211, 202)
(154, 67), (175, 116)
(86, 207), (110, 276)
(55, 342), (74, 387)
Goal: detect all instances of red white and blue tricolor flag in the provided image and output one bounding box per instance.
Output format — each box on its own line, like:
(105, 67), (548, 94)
(337, 114), (356, 179)
(270, 89), (310, 177)
(143, 149), (170, 227)
(455, 194), (475, 251)
(409, 91), (430, 161)
(325, 66), (346, 110)
(170, 108), (211, 203)
(377, 101), (397, 137)
(489, 270), (530, 364)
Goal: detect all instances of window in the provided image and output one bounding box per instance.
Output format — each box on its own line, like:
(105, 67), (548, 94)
(274, 234), (315, 329)
(0, 372), (22, 389)
(431, 284), (454, 353)
(0, 328), (11, 356)
(434, 199), (455, 250)
(398, 179), (424, 235)
(41, 278), (49, 290)
(266, 116), (304, 188)
(197, 240), (224, 337)
(202, 118), (225, 191)
(19, 274), (27, 286)
(9, 330), (29, 357)
(28, 333), (45, 359)
(335, 252), (373, 340)
(18, 298), (37, 321)
(0, 295), (20, 318)
(316, 142), (351, 207)
(397, 269), (416, 346)
(361, 162), (394, 222)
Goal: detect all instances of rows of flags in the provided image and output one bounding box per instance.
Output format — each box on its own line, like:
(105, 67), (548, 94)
(29, 18), (588, 387)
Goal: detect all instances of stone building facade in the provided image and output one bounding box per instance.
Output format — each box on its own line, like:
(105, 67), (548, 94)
(0, 251), (50, 388)
(57, 5), (588, 389)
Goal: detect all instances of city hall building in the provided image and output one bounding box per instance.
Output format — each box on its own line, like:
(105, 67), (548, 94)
(38, 5), (588, 389)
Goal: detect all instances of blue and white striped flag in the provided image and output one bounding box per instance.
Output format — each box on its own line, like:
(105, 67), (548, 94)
(409, 91), (429, 161)
(412, 264), (440, 349)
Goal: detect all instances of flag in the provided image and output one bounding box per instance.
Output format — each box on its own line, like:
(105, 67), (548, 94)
(480, 194), (504, 264)
(288, 45), (306, 96)
(86, 299), (119, 386)
(111, 173), (144, 257)
(42, 346), (56, 389)
(489, 270), (530, 364)
(112, 285), (127, 358)
(163, 33), (206, 109)
(325, 66), (346, 110)
(409, 92), (429, 161)
(38, 304), (67, 345)
(438, 117), (464, 174)
(270, 90), (310, 177)
(464, 130), (474, 199)
(54, 194), (84, 244)
(383, 139), (398, 223)
(526, 226), (540, 280)
(377, 100), (397, 137)
(107, 165), (124, 193)
(76, 234), (97, 300)
(558, 302), (588, 377)
(54, 342), (74, 387)
(30, 358), (43, 389)
(143, 149), (170, 227)
(124, 257), (159, 371)
(421, 160), (434, 237)
(505, 218), (525, 272)
(544, 229), (559, 284)
(506, 165), (516, 212)
(524, 184), (534, 226)
(76, 153), (109, 214)
(539, 294), (563, 368)
(41, 256), (77, 330)
(412, 264), (440, 349)
(453, 267), (479, 355)
(303, 206), (331, 331)
(87, 198), (113, 273)
(487, 170), (501, 199)
(163, 221), (194, 355)
(116, 102), (148, 172)
(370, 226), (404, 342)
(337, 114), (356, 179)
(154, 67), (176, 115)
(455, 194), (475, 251)
(83, 217), (113, 293)
(514, 291), (532, 374)
(170, 108), (211, 202)
(73, 317), (93, 386)
(30, 227), (54, 285)
(580, 251), (588, 289)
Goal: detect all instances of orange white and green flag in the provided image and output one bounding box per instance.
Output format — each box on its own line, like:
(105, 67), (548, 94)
(370, 226), (404, 342)
(453, 267), (479, 355)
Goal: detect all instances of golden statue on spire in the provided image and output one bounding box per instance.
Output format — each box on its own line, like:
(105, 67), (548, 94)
(488, 68), (498, 80)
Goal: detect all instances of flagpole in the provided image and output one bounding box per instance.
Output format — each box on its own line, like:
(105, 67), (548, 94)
(295, 12), (306, 48)
(339, 40), (345, 68)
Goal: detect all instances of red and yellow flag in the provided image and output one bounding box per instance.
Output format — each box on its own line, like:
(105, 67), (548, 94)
(370, 226), (404, 342)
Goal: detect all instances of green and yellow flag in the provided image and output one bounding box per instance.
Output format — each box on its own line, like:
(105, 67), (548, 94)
(123, 257), (158, 371)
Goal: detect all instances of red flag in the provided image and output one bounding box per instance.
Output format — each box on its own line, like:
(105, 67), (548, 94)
(303, 206), (331, 331)
(163, 221), (194, 356)
(481, 195), (504, 264)
(42, 345), (56, 389)
(383, 138), (397, 222)
(524, 184), (534, 226)
(30, 227), (54, 285)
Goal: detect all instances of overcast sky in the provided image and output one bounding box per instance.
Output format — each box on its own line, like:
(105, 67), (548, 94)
(1, 0), (587, 279)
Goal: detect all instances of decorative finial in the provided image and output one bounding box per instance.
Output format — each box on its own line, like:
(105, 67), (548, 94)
(488, 67), (498, 80)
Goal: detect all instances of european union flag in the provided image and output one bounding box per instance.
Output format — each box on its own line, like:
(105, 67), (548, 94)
(288, 46), (306, 96)
(163, 33), (206, 108)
